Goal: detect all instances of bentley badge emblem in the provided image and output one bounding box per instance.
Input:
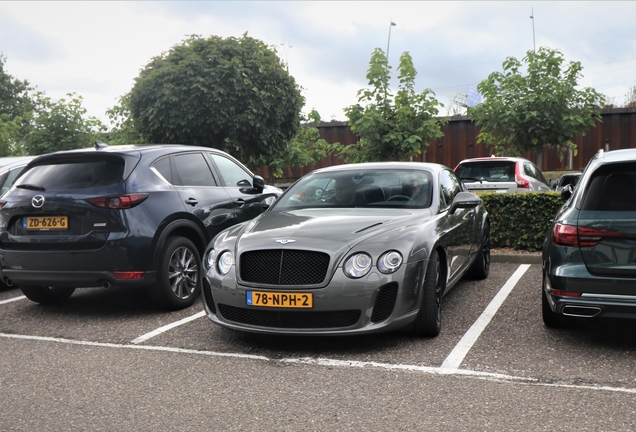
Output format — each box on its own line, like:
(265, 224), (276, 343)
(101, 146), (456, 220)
(275, 239), (296, 245)
(32, 195), (45, 208)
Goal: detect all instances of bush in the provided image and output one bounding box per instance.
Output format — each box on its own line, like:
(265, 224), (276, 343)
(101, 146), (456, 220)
(479, 192), (564, 252)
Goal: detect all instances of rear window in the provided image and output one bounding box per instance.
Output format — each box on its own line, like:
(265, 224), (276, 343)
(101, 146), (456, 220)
(455, 161), (516, 182)
(581, 163), (636, 211)
(16, 159), (125, 191)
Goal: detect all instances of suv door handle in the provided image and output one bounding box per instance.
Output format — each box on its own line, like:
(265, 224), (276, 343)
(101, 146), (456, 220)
(233, 199), (245, 208)
(185, 198), (198, 206)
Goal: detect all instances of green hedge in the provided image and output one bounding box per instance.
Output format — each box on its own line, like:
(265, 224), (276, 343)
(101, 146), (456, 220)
(478, 192), (564, 252)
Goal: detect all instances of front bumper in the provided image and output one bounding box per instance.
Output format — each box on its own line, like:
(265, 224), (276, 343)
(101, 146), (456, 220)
(202, 260), (426, 335)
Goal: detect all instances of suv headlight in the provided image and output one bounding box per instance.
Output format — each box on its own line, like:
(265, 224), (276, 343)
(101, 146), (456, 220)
(343, 253), (372, 279)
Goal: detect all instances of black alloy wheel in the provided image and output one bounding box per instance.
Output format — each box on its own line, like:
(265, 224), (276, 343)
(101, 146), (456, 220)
(468, 223), (490, 279)
(149, 236), (202, 310)
(413, 249), (442, 337)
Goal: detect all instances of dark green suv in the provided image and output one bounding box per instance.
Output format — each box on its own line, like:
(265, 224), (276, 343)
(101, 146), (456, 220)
(542, 148), (636, 327)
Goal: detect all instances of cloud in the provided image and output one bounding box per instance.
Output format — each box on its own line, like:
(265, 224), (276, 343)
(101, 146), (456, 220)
(0, 1), (634, 126)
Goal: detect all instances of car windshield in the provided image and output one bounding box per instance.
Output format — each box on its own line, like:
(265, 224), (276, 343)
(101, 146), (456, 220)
(558, 174), (580, 188)
(273, 169), (434, 210)
(455, 161), (516, 182)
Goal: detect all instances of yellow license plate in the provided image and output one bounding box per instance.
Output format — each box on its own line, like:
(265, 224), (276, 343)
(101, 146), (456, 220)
(24, 216), (68, 230)
(247, 291), (313, 308)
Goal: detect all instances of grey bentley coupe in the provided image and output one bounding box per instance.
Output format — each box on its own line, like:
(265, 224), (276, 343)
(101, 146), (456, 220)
(201, 162), (490, 337)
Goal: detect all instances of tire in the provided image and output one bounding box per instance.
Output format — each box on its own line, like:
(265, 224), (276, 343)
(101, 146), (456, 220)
(413, 250), (442, 337)
(468, 222), (490, 280)
(149, 236), (202, 310)
(20, 286), (75, 304)
(541, 273), (568, 328)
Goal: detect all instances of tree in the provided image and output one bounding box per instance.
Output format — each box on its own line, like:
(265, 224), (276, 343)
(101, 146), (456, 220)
(127, 34), (304, 162)
(0, 55), (33, 120)
(264, 109), (332, 181)
(342, 49), (446, 163)
(0, 55), (35, 155)
(105, 95), (144, 145)
(470, 47), (604, 162)
(21, 92), (106, 155)
(624, 85), (636, 108)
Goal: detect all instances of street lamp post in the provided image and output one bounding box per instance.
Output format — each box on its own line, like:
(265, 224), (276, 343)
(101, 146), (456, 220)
(530, 8), (536, 52)
(386, 20), (396, 61)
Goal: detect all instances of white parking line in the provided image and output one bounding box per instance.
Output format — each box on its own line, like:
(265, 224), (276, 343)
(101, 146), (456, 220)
(0, 295), (26, 305)
(441, 264), (531, 370)
(131, 311), (206, 344)
(2, 332), (636, 395)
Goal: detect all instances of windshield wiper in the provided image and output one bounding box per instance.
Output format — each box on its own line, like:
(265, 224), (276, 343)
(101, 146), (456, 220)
(16, 184), (46, 191)
(459, 177), (483, 183)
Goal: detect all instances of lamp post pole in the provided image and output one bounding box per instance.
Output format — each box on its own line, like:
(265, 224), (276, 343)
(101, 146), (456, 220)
(386, 20), (396, 62)
(530, 8), (536, 52)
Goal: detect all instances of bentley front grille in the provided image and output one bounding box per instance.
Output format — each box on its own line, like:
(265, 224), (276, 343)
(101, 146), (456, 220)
(240, 249), (330, 285)
(217, 304), (361, 329)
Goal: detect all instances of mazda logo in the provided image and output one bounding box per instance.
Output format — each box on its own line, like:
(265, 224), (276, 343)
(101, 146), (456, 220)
(32, 195), (45, 208)
(275, 239), (296, 245)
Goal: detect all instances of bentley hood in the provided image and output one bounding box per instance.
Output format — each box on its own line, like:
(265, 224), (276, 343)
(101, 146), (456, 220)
(229, 208), (432, 257)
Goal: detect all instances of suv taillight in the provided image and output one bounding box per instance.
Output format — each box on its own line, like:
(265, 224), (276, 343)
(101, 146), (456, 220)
(514, 163), (530, 190)
(552, 223), (625, 247)
(87, 193), (148, 209)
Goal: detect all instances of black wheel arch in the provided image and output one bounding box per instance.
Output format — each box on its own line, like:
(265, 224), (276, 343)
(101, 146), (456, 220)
(150, 217), (208, 273)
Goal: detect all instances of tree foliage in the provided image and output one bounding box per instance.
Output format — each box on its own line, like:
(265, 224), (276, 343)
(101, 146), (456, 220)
(127, 34), (304, 162)
(0, 55), (33, 120)
(264, 109), (332, 179)
(342, 49), (446, 162)
(624, 85), (636, 108)
(105, 95), (144, 146)
(470, 47), (604, 158)
(0, 55), (34, 155)
(1, 55), (106, 156)
(21, 92), (106, 155)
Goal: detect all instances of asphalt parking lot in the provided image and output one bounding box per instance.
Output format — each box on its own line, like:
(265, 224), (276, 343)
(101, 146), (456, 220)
(2, 260), (636, 430)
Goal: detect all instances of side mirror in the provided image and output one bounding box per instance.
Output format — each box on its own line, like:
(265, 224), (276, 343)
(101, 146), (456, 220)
(252, 175), (265, 192)
(549, 178), (559, 189)
(449, 191), (481, 214)
(560, 184), (573, 201)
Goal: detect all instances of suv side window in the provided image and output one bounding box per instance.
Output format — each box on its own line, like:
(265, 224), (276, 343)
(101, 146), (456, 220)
(440, 169), (461, 210)
(1, 167), (25, 195)
(173, 153), (216, 187)
(152, 157), (172, 184)
(209, 154), (253, 187)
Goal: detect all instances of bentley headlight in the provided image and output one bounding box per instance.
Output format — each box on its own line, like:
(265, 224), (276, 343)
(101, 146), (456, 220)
(217, 250), (234, 275)
(343, 253), (372, 279)
(377, 251), (403, 274)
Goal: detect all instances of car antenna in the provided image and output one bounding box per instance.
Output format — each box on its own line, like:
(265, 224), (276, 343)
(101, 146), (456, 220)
(95, 140), (108, 150)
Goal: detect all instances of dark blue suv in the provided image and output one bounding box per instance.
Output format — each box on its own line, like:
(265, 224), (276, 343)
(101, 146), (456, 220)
(0, 143), (281, 309)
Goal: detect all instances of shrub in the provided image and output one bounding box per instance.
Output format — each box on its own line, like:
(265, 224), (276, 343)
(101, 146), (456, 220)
(479, 192), (564, 252)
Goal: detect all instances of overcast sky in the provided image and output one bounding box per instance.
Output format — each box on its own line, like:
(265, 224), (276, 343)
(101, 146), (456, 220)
(1, 1), (635, 127)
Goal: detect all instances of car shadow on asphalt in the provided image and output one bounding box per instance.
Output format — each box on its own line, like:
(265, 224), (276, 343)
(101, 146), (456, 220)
(545, 316), (636, 348)
(19, 286), (166, 317)
(213, 325), (426, 358)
